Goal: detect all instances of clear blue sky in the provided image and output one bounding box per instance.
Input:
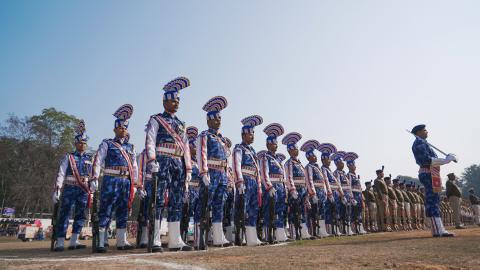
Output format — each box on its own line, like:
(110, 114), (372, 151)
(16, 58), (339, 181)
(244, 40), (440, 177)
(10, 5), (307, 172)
(1, 1), (479, 184)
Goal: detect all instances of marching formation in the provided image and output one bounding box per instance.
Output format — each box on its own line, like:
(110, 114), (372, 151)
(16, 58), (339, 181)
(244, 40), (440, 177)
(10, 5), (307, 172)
(50, 76), (461, 253)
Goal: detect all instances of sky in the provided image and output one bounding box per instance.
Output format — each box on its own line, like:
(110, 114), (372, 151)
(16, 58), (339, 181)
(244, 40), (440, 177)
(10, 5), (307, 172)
(1, 0), (479, 185)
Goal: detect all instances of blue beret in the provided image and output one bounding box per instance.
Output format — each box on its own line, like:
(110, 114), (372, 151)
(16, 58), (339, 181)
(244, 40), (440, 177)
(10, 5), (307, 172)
(411, 124), (426, 134)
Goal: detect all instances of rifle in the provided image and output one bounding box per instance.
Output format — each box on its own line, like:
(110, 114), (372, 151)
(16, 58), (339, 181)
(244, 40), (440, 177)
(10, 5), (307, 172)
(198, 185), (210, 250)
(406, 130), (457, 163)
(223, 190), (234, 230)
(310, 198), (319, 238)
(267, 194), (276, 244)
(180, 195), (190, 243)
(330, 198), (338, 236)
(352, 200), (360, 234)
(147, 172), (158, 253)
(136, 196), (145, 247)
(50, 199), (60, 251)
(292, 197), (302, 240)
(91, 189), (100, 253)
(256, 200), (264, 241)
(234, 193), (246, 246)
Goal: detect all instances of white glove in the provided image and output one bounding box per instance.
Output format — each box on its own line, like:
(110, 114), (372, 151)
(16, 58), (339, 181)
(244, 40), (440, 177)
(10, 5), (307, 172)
(328, 195), (335, 203)
(201, 174), (210, 186)
(237, 183), (246, 195)
(341, 197), (347, 205)
(312, 195), (319, 204)
(147, 161), (160, 173)
(291, 191), (299, 200)
(52, 190), (61, 204)
(89, 180), (98, 192)
(268, 187), (276, 197)
(136, 188), (147, 199)
(446, 153), (457, 162)
(351, 199), (358, 206)
(186, 172), (192, 183)
(431, 157), (450, 166)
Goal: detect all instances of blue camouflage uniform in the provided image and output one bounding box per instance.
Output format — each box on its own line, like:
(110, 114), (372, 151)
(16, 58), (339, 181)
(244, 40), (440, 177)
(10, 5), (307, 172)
(260, 151), (287, 229)
(349, 173), (363, 223)
(321, 166), (343, 225)
(285, 158), (308, 224)
(334, 169), (352, 225)
(189, 160), (201, 223)
(306, 163), (328, 220)
(55, 151), (92, 237)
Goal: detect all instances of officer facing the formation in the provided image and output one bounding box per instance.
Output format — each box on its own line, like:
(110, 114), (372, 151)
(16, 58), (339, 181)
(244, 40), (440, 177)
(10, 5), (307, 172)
(93, 104), (139, 252)
(411, 124), (456, 237)
(283, 132), (314, 240)
(197, 96), (231, 247)
(233, 115), (264, 246)
(333, 151), (355, 236)
(317, 143), (345, 236)
(145, 77), (193, 251)
(344, 152), (367, 234)
(301, 140), (331, 238)
(52, 120), (93, 251)
(260, 123), (288, 242)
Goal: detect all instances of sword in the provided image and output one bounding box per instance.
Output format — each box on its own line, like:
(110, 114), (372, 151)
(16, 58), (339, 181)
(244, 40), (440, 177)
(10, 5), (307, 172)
(406, 130), (457, 163)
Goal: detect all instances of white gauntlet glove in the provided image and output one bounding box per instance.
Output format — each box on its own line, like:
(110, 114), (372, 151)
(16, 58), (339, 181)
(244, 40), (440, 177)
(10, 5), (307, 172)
(312, 195), (319, 204)
(148, 161), (160, 173)
(201, 174), (210, 186)
(89, 180), (98, 192)
(237, 183), (246, 195)
(268, 187), (276, 197)
(291, 190), (299, 200)
(137, 188), (147, 199)
(52, 190), (61, 204)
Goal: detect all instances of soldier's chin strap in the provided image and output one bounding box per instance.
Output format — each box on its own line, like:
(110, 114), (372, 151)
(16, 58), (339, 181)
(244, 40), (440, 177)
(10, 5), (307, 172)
(405, 129), (457, 163)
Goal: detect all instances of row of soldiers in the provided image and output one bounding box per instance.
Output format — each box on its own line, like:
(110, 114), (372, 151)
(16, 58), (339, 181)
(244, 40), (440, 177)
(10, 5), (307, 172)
(49, 76), (470, 253)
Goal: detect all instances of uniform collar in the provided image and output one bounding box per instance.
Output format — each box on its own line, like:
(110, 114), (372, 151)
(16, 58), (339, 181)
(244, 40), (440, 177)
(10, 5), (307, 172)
(208, 128), (220, 135)
(114, 137), (126, 144)
(74, 151), (86, 157)
(162, 111), (177, 119)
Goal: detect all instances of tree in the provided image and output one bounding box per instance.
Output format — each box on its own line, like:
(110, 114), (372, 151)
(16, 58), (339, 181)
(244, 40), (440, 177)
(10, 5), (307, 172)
(0, 108), (80, 216)
(459, 164), (480, 196)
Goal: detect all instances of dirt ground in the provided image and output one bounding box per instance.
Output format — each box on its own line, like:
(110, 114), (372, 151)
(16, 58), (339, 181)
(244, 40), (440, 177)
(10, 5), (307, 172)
(1, 227), (479, 270)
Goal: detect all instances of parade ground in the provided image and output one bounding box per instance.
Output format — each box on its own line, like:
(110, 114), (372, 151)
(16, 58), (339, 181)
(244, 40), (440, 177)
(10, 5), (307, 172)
(1, 227), (479, 270)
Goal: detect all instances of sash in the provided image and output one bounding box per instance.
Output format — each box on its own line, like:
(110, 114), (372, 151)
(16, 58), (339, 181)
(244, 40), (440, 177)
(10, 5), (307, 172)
(240, 145), (263, 207)
(431, 166), (442, 193)
(153, 115), (185, 153)
(110, 141), (135, 209)
(68, 154), (92, 208)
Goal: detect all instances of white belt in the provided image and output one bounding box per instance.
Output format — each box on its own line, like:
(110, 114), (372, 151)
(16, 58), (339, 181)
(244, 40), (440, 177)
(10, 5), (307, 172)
(313, 183), (325, 188)
(208, 159), (228, 167)
(65, 176), (88, 185)
(270, 177), (283, 183)
(242, 168), (257, 176)
(293, 180), (305, 186)
(342, 186), (351, 191)
(352, 188), (362, 193)
(104, 168), (129, 176)
(189, 181), (200, 187)
(156, 146), (184, 157)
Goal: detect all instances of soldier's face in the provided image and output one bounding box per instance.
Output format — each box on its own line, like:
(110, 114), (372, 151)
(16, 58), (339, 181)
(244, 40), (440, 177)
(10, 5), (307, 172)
(267, 142), (277, 153)
(288, 148), (298, 158)
(75, 142), (87, 152)
(377, 172), (384, 179)
(321, 157), (331, 166)
(114, 126), (128, 138)
(242, 132), (254, 145)
(164, 98), (179, 113)
(347, 163), (356, 172)
(417, 128), (428, 139)
(207, 117), (221, 130)
(307, 155), (317, 163)
(335, 160), (344, 170)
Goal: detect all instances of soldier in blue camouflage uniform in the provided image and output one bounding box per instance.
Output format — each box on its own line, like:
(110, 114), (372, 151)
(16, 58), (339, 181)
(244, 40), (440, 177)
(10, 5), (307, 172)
(223, 137), (236, 243)
(282, 132), (314, 240)
(259, 123), (287, 242)
(301, 140), (331, 238)
(344, 152), (367, 234)
(92, 104), (139, 252)
(233, 115), (264, 246)
(333, 151), (355, 236)
(411, 124), (456, 237)
(52, 120), (93, 251)
(184, 126), (201, 246)
(318, 143), (346, 236)
(197, 96), (231, 247)
(145, 77), (193, 251)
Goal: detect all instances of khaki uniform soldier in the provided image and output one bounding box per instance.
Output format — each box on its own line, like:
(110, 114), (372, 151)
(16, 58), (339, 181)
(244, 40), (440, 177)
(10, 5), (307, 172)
(364, 181), (377, 232)
(415, 187), (425, 229)
(406, 184), (418, 229)
(385, 177), (398, 231)
(361, 193), (369, 232)
(446, 173), (465, 229)
(393, 179), (405, 230)
(400, 182), (412, 230)
(469, 188), (480, 225)
(374, 168), (391, 232)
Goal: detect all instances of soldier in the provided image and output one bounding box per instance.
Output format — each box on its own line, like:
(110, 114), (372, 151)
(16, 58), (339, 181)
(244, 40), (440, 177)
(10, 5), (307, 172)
(416, 185), (426, 229)
(468, 189), (480, 226)
(301, 140), (332, 238)
(282, 132), (314, 240)
(144, 77), (194, 251)
(384, 177), (398, 231)
(392, 179), (405, 230)
(400, 182), (413, 230)
(332, 151), (355, 236)
(318, 143), (346, 236)
(184, 127), (201, 247)
(52, 120), (93, 251)
(233, 115), (264, 246)
(344, 152), (366, 234)
(364, 181), (378, 232)
(223, 137), (236, 242)
(93, 104), (139, 252)
(410, 124), (456, 237)
(406, 183), (419, 229)
(373, 167), (391, 232)
(259, 123), (289, 242)
(446, 173), (465, 229)
(197, 96), (231, 247)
